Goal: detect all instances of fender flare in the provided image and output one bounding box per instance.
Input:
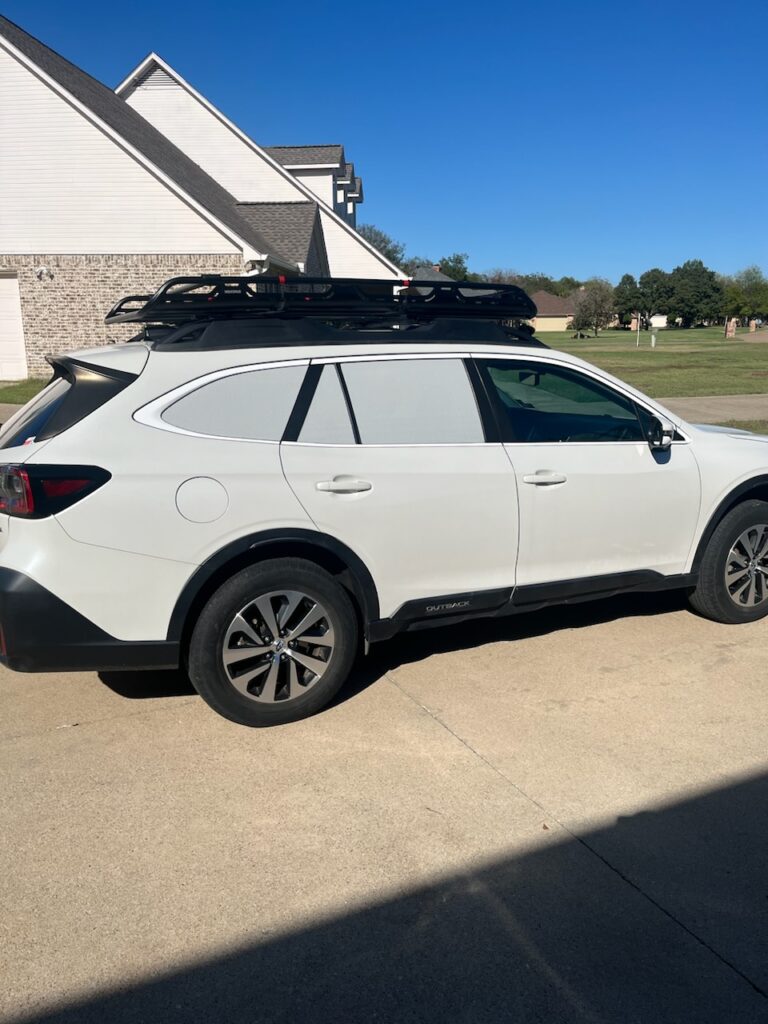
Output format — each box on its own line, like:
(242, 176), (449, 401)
(691, 474), (768, 571)
(166, 528), (379, 642)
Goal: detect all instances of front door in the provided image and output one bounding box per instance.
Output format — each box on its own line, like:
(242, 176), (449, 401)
(281, 356), (519, 619)
(475, 357), (701, 588)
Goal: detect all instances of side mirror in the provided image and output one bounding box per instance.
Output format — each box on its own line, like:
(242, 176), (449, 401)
(648, 416), (675, 451)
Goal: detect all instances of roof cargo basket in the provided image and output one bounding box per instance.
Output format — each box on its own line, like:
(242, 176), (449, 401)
(105, 276), (537, 326)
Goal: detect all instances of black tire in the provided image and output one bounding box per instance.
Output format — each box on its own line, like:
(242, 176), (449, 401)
(188, 558), (358, 726)
(688, 499), (768, 624)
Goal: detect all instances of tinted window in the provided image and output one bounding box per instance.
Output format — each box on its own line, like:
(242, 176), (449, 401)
(479, 360), (644, 443)
(340, 359), (483, 444)
(162, 365), (305, 440)
(298, 365), (355, 444)
(0, 377), (70, 449)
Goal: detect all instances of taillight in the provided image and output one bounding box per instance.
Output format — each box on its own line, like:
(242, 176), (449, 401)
(0, 465), (110, 518)
(0, 468), (34, 516)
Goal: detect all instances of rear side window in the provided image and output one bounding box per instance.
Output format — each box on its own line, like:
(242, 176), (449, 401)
(339, 358), (483, 444)
(162, 365), (305, 440)
(0, 377), (70, 449)
(298, 365), (355, 444)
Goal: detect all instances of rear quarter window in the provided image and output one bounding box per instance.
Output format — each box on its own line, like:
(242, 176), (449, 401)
(0, 377), (70, 450)
(161, 365), (306, 441)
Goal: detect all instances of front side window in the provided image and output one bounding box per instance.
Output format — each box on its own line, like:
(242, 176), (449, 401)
(478, 359), (645, 443)
(340, 358), (484, 444)
(161, 365), (305, 440)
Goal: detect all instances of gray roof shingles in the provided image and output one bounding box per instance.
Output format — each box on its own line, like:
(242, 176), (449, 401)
(0, 15), (297, 268)
(235, 203), (320, 267)
(265, 145), (344, 167)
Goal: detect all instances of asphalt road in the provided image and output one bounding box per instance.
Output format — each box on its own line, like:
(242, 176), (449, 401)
(2, 590), (768, 1023)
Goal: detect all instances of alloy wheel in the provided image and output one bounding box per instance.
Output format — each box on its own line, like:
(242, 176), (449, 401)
(221, 589), (335, 702)
(725, 525), (768, 607)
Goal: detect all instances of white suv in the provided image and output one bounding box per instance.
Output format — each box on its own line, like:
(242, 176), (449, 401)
(1, 276), (767, 727)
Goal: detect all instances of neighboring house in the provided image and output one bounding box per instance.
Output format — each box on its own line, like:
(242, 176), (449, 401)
(528, 290), (577, 332)
(650, 313), (668, 329)
(0, 17), (400, 378)
(263, 146), (362, 228)
(115, 53), (391, 280)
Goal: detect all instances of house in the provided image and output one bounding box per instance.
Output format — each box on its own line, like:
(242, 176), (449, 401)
(528, 290), (577, 332)
(0, 17), (400, 378)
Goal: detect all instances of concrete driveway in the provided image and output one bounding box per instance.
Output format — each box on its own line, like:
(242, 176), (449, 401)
(2, 591), (768, 1023)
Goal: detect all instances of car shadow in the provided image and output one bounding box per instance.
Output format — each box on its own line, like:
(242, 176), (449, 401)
(16, 768), (768, 1023)
(98, 589), (688, 705)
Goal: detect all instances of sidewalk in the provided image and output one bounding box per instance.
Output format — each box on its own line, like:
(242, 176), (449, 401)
(660, 393), (768, 424)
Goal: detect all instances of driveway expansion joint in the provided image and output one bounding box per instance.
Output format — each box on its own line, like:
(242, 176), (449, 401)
(384, 670), (768, 1002)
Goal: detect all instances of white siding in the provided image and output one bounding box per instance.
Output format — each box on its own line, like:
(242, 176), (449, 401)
(125, 80), (303, 203)
(0, 46), (239, 255)
(0, 274), (27, 379)
(319, 211), (397, 278)
(294, 170), (335, 208)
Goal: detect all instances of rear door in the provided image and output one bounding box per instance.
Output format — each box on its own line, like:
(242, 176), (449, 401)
(280, 355), (519, 619)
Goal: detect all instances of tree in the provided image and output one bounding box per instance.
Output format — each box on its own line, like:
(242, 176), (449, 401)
(734, 266), (768, 319)
(435, 252), (485, 281)
(572, 278), (615, 336)
(637, 268), (673, 327)
(613, 273), (640, 326)
(356, 224), (406, 268)
(667, 259), (723, 327)
(554, 276), (583, 297)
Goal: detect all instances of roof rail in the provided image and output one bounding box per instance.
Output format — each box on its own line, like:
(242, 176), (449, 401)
(104, 275), (537, 326)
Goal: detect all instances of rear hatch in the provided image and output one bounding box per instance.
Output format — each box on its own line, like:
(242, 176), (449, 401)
(0, 344), (148, 546)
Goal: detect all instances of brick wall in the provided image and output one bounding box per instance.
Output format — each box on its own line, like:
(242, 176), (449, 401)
(0, 254), (244, 376)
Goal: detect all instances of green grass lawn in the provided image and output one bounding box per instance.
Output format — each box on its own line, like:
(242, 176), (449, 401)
(542, 327), (767, 398)
(0, 378), (48, 404)
(717, 420), (768, 435)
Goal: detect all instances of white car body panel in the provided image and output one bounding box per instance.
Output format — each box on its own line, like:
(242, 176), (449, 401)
(281, 441), (518, 618)
(2, 335), (768, 654)
(507, 438), (701, 584)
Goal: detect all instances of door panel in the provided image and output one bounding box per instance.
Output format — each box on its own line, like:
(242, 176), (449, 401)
(281, 442), (519, 618)
(505, 440), (700, 584)
(475, 357), (702, 586)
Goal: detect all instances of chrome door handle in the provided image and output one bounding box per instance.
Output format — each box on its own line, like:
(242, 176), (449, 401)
(522, 471), (567, 486)
(316, 477), (372, 494)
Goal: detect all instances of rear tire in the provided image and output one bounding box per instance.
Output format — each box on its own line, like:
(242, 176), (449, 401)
(688, 500), (768, 624)
(188, 558), (358, 726)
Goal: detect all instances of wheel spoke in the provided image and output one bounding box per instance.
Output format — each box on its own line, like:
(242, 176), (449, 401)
(226, 613), (264, 648)
(754, 526), (768, 559)
(258, 657), (281, 703)
(289, 648), (329, 679)
(286, 604), (324, 641)
(229, 660), (270, 696)
(741, 532), (757, 559)
(288, 658), (305, 698)
(747, 576), (758, 606)
(732, 577), (752, 604)
(224, 646), (265, 668)
(296, 626), (335, 648)
(254, 596), (280, 641)
(277, 591), (305, 631)
(726, 566), (749, 585)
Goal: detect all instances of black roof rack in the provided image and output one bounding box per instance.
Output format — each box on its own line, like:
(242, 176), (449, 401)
(105, 275), (537, 327)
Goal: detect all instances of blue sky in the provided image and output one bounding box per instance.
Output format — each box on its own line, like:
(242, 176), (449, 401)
(3, 0), (766, 281)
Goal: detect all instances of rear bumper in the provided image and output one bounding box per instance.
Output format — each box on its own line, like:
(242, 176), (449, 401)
(0, 568), (179, 673)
